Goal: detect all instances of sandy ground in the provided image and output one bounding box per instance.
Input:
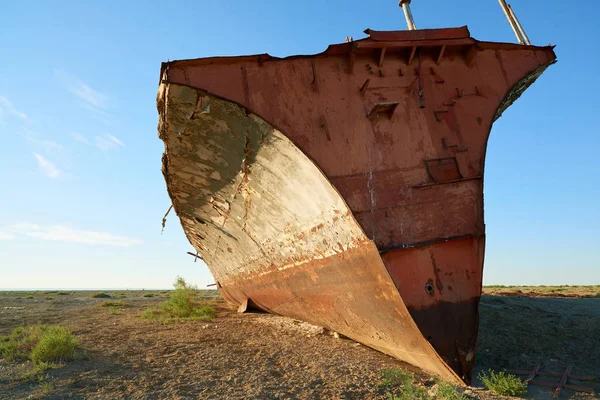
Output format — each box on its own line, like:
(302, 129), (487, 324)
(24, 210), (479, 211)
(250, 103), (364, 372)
(0, 290), (598, 399)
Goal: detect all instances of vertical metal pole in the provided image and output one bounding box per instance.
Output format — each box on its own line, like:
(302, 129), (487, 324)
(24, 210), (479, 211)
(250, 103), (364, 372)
(399, 0), (417, 31)
(497, 0), (525, 44)
(507, 4), (531, 45)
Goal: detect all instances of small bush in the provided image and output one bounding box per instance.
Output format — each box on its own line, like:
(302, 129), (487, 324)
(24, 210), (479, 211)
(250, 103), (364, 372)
(101, 300), (127, 315)
(380, 368), (413, 388)
(143, 293), (154, 298)
(387, 386), (429, 400)
(478, 370), (527, 397)
(595, 292), (600, 298)
(0, 325), (79, 365)
(26, 295), (35, 299)
(101, 301), (126, 308)
(139, 309), (163, 320)
(0, 339), (19, 361)
(91, 292), (111, 298)
(140, 277), (216, 322)
(57, 292), (70, 296)
(192, 306), (217, 321)
(435, 383), (467, 400)
(161, 277), (197, 317)
(45, 297), (53, 301)
(30, 326), (78, 363)
(380, 368), (430, 400)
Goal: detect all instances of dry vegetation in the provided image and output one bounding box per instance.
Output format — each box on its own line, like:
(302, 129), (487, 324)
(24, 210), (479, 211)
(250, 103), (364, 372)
(483, 285), (600, 298)
(0, 285), (598, 399)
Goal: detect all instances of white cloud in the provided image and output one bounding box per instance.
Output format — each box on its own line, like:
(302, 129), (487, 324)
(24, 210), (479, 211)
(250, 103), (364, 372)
(34, 153), (62, 178)
(70, 132), (90, 145)
(25, 135), (63, 152)
(0, 232), (15, 240)
(55, 69), (110, 119)
(0, 96), (29, 123)
(10, 223), (142, 247)
(95, 134), (125, 151)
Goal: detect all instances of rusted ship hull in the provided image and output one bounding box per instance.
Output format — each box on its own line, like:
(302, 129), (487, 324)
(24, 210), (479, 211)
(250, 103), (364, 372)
(157, 26), (556, 384)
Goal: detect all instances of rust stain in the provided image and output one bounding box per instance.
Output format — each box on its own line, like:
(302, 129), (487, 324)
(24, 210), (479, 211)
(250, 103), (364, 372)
(157, 25), (556, 385)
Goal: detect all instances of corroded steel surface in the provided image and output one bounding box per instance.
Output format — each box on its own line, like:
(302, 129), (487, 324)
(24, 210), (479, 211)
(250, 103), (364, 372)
(157, 26), (556, 385)
(158, 84), (463, 382)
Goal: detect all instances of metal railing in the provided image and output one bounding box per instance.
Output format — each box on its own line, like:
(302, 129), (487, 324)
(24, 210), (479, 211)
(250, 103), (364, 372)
(398, 0), (532, 45)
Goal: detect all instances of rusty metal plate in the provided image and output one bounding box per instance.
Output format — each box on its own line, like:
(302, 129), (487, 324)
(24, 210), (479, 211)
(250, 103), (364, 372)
(157, 26), (556, 385)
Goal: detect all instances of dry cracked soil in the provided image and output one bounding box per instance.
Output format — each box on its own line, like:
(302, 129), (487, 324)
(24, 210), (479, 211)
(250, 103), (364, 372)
(0, 289), (598, 399)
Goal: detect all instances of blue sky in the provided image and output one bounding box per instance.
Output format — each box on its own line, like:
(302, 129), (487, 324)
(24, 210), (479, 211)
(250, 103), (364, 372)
(1, 0), (598, 289)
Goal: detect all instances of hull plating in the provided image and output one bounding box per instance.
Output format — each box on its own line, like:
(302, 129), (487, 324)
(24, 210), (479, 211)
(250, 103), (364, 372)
(157, 26), (556, 384)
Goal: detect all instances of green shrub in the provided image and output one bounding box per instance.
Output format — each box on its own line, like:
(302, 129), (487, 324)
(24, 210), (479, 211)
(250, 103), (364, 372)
(380, 368), (413, 388)
(140, 277), (216, 322)
(57, 292), (70, 296)
(139, 309), (163, 320)
(435, 383), (467, 400)
(30, 326), (78, 363)
(26, 295), (35, 299)
(101, 301), (126, 308)
(143, 293), (154, 298)
(1, 325), (79, 365)
(44, 297), (53, 301)
(478, 370), (527, 397)
(91, 292), (111, 298)
(0, 339), (19, 361)
(192, 306), (217, 321)
(161, 277), (197, 317)
(380, 368), (430, 400)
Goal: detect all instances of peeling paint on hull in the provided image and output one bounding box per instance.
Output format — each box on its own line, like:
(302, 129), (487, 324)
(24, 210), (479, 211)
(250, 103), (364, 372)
(157, 26), (556, 385)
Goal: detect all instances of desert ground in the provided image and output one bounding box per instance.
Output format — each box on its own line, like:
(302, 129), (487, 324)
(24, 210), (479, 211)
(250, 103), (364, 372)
(0, 286), (599, 399)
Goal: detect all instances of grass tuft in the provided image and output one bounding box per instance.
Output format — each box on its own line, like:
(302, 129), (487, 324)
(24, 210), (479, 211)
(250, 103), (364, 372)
(38, 374), (54, 394)
(91, 292), (111, 298)
(380, 368), (429, 400)
(21, 361), (55, 380)
(101, 300), (128, 315)
(478, 369), (527, 397)
(143, 293), (155, 298)
(380, 368), (413, 388)
(435, 383), (467, 400)
(57, 292), (70, 296)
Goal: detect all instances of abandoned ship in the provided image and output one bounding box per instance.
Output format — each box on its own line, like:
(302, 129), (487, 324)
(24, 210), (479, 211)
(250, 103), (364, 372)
(157, 0), (556, 385)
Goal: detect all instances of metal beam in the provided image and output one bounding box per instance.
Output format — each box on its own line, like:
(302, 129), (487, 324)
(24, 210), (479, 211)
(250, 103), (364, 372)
(497, 0), (525, 44)
(399, 0), (417, 30)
